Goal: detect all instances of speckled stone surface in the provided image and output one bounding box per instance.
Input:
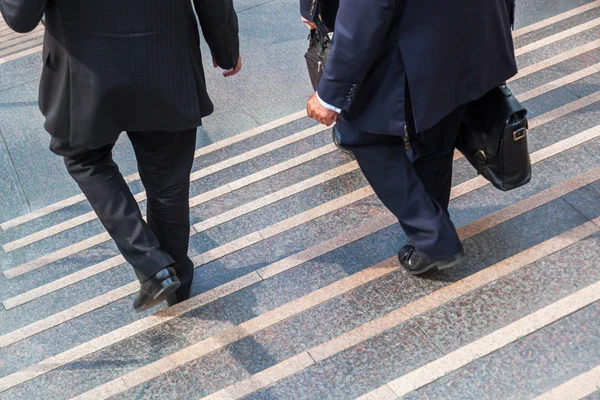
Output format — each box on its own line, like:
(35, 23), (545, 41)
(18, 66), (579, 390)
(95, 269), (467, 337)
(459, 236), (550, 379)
(0, 239), (121, 301)
(250, 129), (332, 171)
(584, 391), (600, 400)
(0, 260), (134, 336)
(448, 198), (588, 281)
(563, 70), (600, 99)
(512, 46), (600, 96)
(1, 2), (600, 399)
(245, 322), (442, 400)
(563, 180), (600, 220)
(517, 25), (600, 70)
(522, 86), (580, 118)
(0, 289), (159, 379)
(0, 129), (29, 223)
(0, 178), (142, 245)
(513, 0), (597, 29)
(110, 323), (441, 400)
(53, 196), (589, 398)
(527, 102), (600, 154)
(0, 52), (42, 93)
(513, 4), (600, 49)
(404, 301), (600, 400)
(448, 142), (600, 233)
(0, 247), (368, 399)
(1, 218), (111, 269)
(189, 149), (351, 224)
(414, 232), (600, 353)
(208, 0), (315, 125)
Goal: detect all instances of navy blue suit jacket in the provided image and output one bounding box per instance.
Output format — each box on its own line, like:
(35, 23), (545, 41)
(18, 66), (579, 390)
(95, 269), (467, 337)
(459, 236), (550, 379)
(300, 0), (338, 30)
(314, 0), (518, 135)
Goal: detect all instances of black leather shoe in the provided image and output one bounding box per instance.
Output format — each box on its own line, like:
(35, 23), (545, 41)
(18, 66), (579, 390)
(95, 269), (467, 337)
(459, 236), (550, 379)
(133, 267), (181, 312)
(332, 126), (354, 157)
(398, 244), (465, 275)
(166, 282), (192, 307)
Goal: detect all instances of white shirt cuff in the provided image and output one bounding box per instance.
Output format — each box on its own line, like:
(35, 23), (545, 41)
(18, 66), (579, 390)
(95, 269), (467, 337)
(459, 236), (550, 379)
(316, 92), (342, 114)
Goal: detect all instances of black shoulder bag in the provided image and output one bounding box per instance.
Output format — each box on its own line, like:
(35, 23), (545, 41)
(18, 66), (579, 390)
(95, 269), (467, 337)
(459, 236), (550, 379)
(456, 84), (531, 192)
(304, 18), (333, 91)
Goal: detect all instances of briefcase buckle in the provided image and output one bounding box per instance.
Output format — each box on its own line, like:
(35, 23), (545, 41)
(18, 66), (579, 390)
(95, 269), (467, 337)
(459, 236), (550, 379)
(513, 128), (527, 142)
(477, 149), (487, 161)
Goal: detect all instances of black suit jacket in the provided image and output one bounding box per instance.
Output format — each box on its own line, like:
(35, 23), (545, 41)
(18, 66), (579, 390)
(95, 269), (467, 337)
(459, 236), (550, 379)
(316, 0), (518, 136)
(0, 0), (240, 148)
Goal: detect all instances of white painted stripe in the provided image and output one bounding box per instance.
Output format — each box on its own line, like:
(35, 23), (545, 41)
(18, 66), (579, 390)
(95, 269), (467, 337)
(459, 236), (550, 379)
(0, 112), (310, 230)
(1, 126), (328, 253)
(534, 365), (600, 400)
(1, 146), (338, 287)
(360, 281), (600, 399)
(513, 1), (600, 37)
(0, 44), (42, 65)
(70, 260), (403, 400)
(511, 39), (600, 82)
(202, 353), (317, 400)
(0, 214), (394, 391)
(3, 119), (600, 323)
(73, 227), (600, 399)
(2, 6), (598, 230)
(518, 61), (600, 102)
(452, 123), (600, 198)
(2, 126), (329, 276)
(193, 161), (360, 233)
(5, 75), (595, 256)
(189, 125), (327, 182)
(515, 17), (600, 57)
(200, 214), (600, 400)
(2, 166), (598, 393)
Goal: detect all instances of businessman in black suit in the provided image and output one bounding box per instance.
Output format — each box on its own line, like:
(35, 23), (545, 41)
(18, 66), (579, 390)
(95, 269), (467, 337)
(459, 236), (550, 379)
(306, 0), (517, 274)
(1, 0), (241, 311)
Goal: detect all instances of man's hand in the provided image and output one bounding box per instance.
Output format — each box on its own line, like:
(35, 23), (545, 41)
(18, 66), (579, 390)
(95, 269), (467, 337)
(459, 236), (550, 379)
(307, 93), (338, 126)
(302, 17), (317, 30)
(213, 56), (242, 77)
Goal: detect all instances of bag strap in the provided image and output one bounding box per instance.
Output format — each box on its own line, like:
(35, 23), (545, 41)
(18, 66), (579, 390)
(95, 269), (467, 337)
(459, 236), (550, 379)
(314, 16), (332, 42)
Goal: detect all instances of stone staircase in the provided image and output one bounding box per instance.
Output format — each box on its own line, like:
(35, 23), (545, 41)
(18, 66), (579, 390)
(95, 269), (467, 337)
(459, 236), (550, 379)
(1, 2), (600, 399)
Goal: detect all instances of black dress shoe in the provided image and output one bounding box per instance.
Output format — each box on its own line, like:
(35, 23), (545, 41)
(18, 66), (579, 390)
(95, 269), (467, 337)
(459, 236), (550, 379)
(398, 244), (465, 275)
(166, 282), (192, 307)
(332, 126), (354, 157)
(133, 266), (181, 312)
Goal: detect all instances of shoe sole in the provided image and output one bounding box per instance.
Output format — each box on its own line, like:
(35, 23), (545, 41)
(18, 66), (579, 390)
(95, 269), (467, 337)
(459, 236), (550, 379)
(404, 252), (466, 276)
(134, 277), (181, 313)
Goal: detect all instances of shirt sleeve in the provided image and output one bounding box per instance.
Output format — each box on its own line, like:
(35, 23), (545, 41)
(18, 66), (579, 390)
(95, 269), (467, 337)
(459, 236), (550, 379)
(317, 92), (342, 114)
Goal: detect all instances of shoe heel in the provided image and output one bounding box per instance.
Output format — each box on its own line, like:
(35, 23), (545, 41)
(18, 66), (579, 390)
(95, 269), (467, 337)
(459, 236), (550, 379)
(153, 277), (181, 300)
(437, 252), (467, 271)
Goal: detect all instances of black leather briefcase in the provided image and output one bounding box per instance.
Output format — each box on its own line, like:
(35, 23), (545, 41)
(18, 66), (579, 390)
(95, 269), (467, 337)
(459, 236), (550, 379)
(456, 84), (532, 192)
(304, 19), (332, 91)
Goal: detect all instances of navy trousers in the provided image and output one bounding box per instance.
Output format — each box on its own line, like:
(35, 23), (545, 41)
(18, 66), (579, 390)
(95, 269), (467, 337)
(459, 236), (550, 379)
(338, 102), (466, 259)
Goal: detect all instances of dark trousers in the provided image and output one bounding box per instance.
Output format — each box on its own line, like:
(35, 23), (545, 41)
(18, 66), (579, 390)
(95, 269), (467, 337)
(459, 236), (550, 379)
(338, 102), (466, 259)
(50, 129), (196, 289)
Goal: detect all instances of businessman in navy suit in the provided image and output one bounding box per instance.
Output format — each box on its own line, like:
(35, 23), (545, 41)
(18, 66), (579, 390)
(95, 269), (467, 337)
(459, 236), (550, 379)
(306, 0), (518, 274)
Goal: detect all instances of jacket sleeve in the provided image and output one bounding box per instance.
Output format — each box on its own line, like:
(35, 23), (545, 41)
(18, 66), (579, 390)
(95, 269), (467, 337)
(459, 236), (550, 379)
(300, 0), (318, 22)
(317, 0), (398, 111)
(300, 0), (339, 24)
(0, 0), (47, 33)
(193, 0), (240, 70)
